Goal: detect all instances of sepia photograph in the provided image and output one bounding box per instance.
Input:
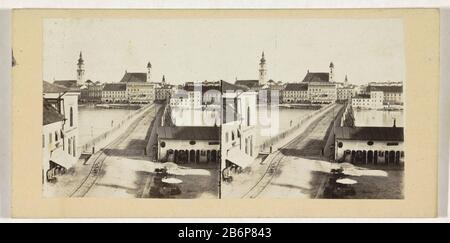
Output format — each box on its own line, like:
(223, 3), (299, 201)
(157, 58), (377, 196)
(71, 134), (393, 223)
(220, 19), (405, 199)
(40, 17), (404, 200)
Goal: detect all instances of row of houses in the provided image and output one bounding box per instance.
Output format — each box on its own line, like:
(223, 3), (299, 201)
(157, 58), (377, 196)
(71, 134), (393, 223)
(54, 53), (173, 104)
(42, 81), (80, 188)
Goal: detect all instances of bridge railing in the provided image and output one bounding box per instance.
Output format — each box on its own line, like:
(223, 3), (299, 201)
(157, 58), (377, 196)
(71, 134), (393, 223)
(257, 103), (334, 152)
(78, 104), (153, 154)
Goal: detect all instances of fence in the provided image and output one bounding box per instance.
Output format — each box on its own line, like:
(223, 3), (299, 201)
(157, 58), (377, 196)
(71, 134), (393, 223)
(78, 104), (153, 154)
(257, 103), (335, 152)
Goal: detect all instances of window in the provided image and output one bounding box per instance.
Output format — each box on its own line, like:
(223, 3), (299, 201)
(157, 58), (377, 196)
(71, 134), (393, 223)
(337, 142), (343, 148)
(49, 133), (52, 144)
(160, 142), (166, 148)
(70, 107), (74, 127)
(247, 106), (251, 126)
(367, 141), (374, 146)
(42, 134), (45, 148)
(189, 141), (196, 145)
(55, 132), (58, 142)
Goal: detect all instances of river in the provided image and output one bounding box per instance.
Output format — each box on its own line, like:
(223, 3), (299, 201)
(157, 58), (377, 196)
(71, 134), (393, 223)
(353, 109), (404, 127)
(256, 106), (315, 141)
(78, 105), (138, 146)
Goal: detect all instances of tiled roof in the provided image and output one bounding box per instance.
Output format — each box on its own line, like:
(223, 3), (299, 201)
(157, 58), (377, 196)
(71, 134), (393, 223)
(43, 81), (68, 93)
(183, 83), (221, 93)
(235, 80), (260, 89)
(368, 85), (403, 93)
(157, 126), (220, 140)
(222, 81), (249, 92)
(103, 83), (127, 91)
(120, 72), (147, 83)
(335, 127), (404, 141)
(302, 72), (329, 83)
(43, 100), (65, 125)
(284, 83), (308, 91)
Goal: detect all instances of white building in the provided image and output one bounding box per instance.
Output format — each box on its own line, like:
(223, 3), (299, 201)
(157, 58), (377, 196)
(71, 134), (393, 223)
(101, 83), (128, 103)
(301, 63), (337, 104)
(351, 91), (384, 109)
(281, 83), (309, 104)
(119, 62), (156, 104)
(221, 81), (258, 174)
(335, 126), (404, 165)
(368, 84), (403, 105)
(168, 81), (222, 127)
(156, 126), (220, 164)
(42, 81), (80, 188)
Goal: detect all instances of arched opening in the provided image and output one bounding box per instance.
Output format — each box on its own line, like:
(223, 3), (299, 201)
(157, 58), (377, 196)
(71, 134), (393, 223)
(207, 150), (211, 163)
(385, 150), (389, 165)
(351, 150), (356, 164)
(367, 150), (374, 164)
(174, 150), (179, 163)
(356, 150), (362, 164)
(211, 150), (217, 163)
(189, 150), (196, 163)
(389, 151), (396, 165)
(395, 151), (400, 165)
(374, 150), (378, 165)
(362, 150), (367, 164)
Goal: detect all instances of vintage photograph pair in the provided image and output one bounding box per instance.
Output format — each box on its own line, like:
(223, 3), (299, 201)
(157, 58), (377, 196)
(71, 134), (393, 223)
(10, 9), (440, 218)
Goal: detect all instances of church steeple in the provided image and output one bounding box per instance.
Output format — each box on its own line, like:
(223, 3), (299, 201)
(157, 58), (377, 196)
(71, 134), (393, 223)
(259, 51), (267, 85)
(162, 75), (166, 84)
(146, 61), (152, 82)
(76, 51), (85, 85)
(329, 61), (334, 82)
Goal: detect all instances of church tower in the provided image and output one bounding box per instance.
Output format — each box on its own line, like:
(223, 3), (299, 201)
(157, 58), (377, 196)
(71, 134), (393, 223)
(162, 75), (166, 84)
(344, 74), (348, 86)
(258, 51), (267, 85)
(147, 62), (152, 82)
(76, 52), (85, 85)
(329, 62), (334, 82)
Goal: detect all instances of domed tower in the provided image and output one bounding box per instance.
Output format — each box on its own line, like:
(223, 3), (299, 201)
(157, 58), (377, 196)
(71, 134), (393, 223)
(76, 52), (85, 85)
(258, 51), (267, 85)
(329, 62), (334, 82)
(146, 62), (152, 82)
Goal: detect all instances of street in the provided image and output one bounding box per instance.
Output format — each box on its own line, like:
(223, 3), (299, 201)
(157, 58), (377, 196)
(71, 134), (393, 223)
(242, 105), (341, 199)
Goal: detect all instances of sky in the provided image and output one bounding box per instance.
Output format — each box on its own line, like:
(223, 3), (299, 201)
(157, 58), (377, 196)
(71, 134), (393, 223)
(43, 18), (405, 85)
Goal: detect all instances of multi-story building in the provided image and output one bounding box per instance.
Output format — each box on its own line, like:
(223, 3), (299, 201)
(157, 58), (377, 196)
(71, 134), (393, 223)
(281, 83), (309, 104)
(337, 86), (356, 102)
(42, 81), (80, 188)
(119, 62), (156, 104)
(368, 85), (403, 105)
(221, 81), (258, 176)
(101, 83), (127, 103)
(302, 63), (337, 104)
(351, 91), (384, 109)
(169, 81), (221, 126)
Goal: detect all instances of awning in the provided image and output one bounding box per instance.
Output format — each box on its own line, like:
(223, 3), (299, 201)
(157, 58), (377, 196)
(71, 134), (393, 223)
(225, 147), (254, 168)
(50, 148), (74, 169)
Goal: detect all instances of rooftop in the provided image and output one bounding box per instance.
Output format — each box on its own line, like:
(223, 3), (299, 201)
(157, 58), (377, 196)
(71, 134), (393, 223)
(222, 81), (250, 92)
(368, 85), (403, 93)
(120, 72), (147, 83)
(302, 72), (329, 83)
(157, 126), (220, 140)
(235, 80), (260, 89)
(335, 126), (404, 141)
(43, 100), (65, 125)
(103, 83), (127, 91)
(43, 81), (68, 93)
(284, 83), (308, 91)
